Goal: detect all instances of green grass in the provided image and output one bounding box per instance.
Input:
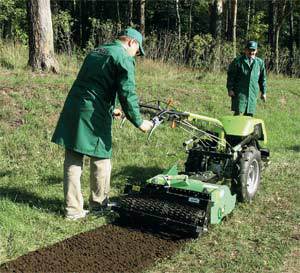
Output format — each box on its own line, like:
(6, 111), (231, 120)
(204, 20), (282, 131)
(0, 44), (299, 272)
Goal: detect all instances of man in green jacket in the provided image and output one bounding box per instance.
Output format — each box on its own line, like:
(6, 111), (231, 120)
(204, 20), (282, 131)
(227, 40), (267, 116)
(52, 28), (153, 220)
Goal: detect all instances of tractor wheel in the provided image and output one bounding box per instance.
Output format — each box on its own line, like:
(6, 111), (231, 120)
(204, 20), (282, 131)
(232, 146), (262, 202)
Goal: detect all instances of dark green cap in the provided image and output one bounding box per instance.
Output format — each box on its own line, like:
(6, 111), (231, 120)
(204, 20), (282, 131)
(120, 28), (145, 56)
(246, 41), (258, 50)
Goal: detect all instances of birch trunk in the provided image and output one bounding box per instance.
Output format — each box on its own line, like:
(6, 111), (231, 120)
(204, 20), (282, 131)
(128, 0), (133, 26)
(288, 0), (295, 75)
(246, 0), (251, 39)
(140, 0), (146, 37)
(175, 0), (181, 40)
(210, 0), (223, 71)
(231, 0), (237, 57)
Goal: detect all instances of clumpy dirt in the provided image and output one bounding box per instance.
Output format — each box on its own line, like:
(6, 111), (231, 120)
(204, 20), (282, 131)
(0, 223), (187, 273)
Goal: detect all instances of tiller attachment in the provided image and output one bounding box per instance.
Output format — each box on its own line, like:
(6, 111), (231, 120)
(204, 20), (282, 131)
(113, 166), (236, 236)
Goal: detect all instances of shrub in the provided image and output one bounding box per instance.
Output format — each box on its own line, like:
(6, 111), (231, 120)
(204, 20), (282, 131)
(52, 10), (73, 55)
(86, 19), (119, 52)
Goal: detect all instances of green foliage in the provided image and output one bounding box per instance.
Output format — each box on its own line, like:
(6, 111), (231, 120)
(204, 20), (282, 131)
(189, 34), (214, 69)
(0, 0), (16, 22)
(86, 19), (119, 51)
(0, 0), (27, 44)
(52, 10), (73, 54)
(290, 47), (300, 77)
(144, 33), (235, 71)
(144, 32), (189, 65)
(0, 41), (27, 70)
(247, 11), (268, 43)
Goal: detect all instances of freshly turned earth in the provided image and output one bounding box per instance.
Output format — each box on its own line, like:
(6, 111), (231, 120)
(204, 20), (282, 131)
(0, 223), (187, 273)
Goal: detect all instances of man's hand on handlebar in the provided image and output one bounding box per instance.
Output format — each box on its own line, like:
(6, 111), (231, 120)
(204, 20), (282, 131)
(139, 120), (153, 133)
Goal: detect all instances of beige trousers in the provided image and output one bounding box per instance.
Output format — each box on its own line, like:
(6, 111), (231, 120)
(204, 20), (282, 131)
(63, 149), (111, 216)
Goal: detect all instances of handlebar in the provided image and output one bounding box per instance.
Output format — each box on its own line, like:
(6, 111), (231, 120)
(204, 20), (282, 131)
(139, 102), (189, 141)
(119, 100), (227, 150)
(119, 100), (190, 140)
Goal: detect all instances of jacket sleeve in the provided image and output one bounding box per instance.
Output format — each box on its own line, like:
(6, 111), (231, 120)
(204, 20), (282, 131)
(226, 58), (238, 93)
(258, 60), (267, 94)
(117, 56), (143, 128)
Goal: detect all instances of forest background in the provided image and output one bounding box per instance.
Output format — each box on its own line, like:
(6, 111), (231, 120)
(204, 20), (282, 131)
(0, 0), (300, 76)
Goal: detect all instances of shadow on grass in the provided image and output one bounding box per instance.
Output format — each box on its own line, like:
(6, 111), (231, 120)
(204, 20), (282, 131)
(0, 58), (15, 70)
(111, 165), (164, 188)
(42, 175), (62, 185)
(288, 90), (300, 98)
(0, 186), (64, 215)
(0, 171), (12, 178)
(289, 145), (300, 152)
(0, 166), (164, 218)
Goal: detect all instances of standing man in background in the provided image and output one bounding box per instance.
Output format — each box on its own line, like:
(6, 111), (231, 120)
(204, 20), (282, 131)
(227, 40), (267, 116)
(52, 28), (153, 220)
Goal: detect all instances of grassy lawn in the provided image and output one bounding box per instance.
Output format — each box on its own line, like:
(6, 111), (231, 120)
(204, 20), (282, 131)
(0, 45), (299, 272)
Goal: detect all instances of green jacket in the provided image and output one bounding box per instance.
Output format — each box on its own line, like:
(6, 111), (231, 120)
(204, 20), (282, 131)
(51, 40), (143, 158)
(227, 55), (267, 114)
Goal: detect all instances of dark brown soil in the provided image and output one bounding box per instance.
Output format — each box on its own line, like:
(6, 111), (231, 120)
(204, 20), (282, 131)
(0, 223), (187, 273)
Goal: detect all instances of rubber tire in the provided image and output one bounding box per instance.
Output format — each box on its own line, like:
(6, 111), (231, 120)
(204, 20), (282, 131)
(232, 146), (262, 203)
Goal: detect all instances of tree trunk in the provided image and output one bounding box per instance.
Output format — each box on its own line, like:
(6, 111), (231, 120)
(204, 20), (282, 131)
(268, 0), (275, 47)
(273, 0), (288, 74)
(116, 0), (121, 33)
(81, 0), (89, 48)
(268, 0), (276, 70)
(27, 0), (59, 73)
(297, 14), (300, 48)
(185, 0), (195, 65)
(274, 26), (280, 74)
(175, 0), (181, 40)
(73, 0), (82, 47)
(246, 0), (251, 39)
(128, 0), (133, 26)
(251, 0), (255, 21)
(140, 0), (146, 37)
(210, 0), (223, 39)
(231, 0), (237, 57)
(210, 0), (223, 71)
(227, 0), (237, 56)
(225, 0), (230, 40)
(288, 0), (295, 75)
(188, 0), (194, 40)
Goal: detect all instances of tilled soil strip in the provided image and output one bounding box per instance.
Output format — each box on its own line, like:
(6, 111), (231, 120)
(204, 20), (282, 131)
(0, 224), (187, 273)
